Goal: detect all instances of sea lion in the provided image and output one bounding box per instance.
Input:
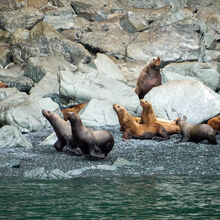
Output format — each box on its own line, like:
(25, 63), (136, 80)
(113, 104), (169, 141)
(135, 57), (161, 99)
(66, 112), (114, 159)
(175, 117), (217, 145)
(62, 103), (87, 121)
(42, 109), (81, 154)
(0, 81), (8, 88)
(140, 99), (180, 134)
(207, 115), (220, 134)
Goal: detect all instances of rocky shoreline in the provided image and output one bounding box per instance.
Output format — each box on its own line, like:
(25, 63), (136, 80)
(0, 125), (220, 179)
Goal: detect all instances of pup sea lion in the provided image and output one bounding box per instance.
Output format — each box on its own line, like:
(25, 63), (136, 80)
(140, 99), (180, 134)
(66, 112), (114, 159)
(135, 57), (161, 99)
(42, 109), (81, 154)
(113, 104), (169, 141)
(175, 117), (217, 145)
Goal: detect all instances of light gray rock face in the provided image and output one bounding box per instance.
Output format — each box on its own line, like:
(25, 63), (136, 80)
(0, 125), (33, 149)
(0, 95), (61, 132)
(79, 99), (119, 127)
(11, 21), (91, 65)
(43, 6), (76, 31)
(23, 56), (77, 101)
(127, 25), (200, 63)
(139, 80), (220, 124)
(58, 64), (139, 113)
(162, 62), (220, 91)
(0, 7), (44, 33)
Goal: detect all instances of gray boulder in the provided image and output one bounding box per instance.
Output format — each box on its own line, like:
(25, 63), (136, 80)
(58, 63), (139, 113)
(79, 99), (119, 127)
(0, 7), (44, 33)
(126, 25), (200, 63)
(139, 80), (220, 124)
(0, 158), (21, 168)
(11, 21), (91, 65)
(0, 43), (11, 67)
(43, 6), (76, 31)
(0, 95), (61, 132)
(162, 62), (220, 91)
(0, 125), (33, 149)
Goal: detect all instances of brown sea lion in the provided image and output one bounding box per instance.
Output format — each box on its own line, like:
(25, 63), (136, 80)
(175, 117), (217, 145)
(66, 112), (114, 159)
(62, 103), (87, 121)
(42, 109), (81, 154)
(207, 115), (220, 134)
(140, 99), (180, 134)
(0, 81), (8, 88)
(113, 104), (169, 141)
(135, 57), (161, 99)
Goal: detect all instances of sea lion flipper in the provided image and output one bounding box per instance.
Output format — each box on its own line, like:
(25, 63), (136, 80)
(54, 140), (65, 152)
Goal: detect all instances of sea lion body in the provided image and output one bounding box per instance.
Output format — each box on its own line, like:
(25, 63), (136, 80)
(113, 104), (169, 141)
(42, 109), (79, 153)
(207, 115), (220, 133)
(135, 57), (161, 99)
(140, 99), (180, 134)
(175, 117), (217, 144)
(67, 112), (114, 158)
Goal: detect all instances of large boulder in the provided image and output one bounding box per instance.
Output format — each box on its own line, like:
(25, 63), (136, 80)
(58, 63), (139, 113)
(0, 7), (44, 33)
(0, 95), (61, 132)
(126, 25), (200, 63)
(43, 6), (76, 31)
(79, 99), (118, 127)
(0, 43), (11, 67)
(0, 125), (33, 149)
(162, 62), (220, 91)
(138, 80), (220, 124)
(11, 21), (91, 65)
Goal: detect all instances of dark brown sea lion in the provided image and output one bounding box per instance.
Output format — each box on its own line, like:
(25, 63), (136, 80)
(175, 117), (217, 145)
(42, 109), (81, 154)
(140, 99), (180, 135)
(113, 104), (169, 141)
(66, 112), (114, 159)
(135, 57), (162, 99)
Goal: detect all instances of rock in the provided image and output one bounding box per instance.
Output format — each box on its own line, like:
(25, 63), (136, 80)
(49, 0), (71, 7)
(162, 62), (220, 91)
(58, 64), (139, 113)
(11, 21), (91, 65)
(0, 43), (11, 67)
(138, 80), (220, 124)
(50, 169), (70, 179)
(0, 7), (44, 33)
(0, 0), (26, 11)
(0, 158), (21, 168)
(43, 6), (76, 31)
(39, 132), (56, 146)
(23, 56), (77, 101)
(28, 0), (48, 8)
(79, 99), (119, 127)
(127, 25), (200, 63)
(24, 167), (49, 179)
(113, 157), (140, 167)
(0, 95), (61, 132)
(0, 125), (33, 149)
(93, 53), (126, 82)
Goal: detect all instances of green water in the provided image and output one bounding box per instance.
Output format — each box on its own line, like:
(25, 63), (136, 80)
(0, 175), (219, 219)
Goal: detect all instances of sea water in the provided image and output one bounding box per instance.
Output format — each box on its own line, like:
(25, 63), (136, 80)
(0, 175), (219, 219)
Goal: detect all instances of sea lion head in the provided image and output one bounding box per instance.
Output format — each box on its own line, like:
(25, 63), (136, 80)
(66, 112), (80, 123)
(42, 109), (54, 121)
(140, 99), (151, 108)
(113, 104), (126, 116)
(150, 57), (161, 69)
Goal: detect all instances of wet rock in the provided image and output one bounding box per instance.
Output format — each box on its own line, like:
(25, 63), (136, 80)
(39, 132), (56, 146)
(11, 21), (91, 65)
(127, 25), (200, 63)
(113, 157), (140, 167)
(24, 167), (49, 179)
(0, 125), (33, 149)
(162, 62), (220, 91)
(0, 96), (61, 132)
(0, 43), (11, 67)
(0, 7), (44, 33)
(43, 6), (76, 31)
(139, 80), (220, 124)
(79, 99), (118, 127)
(58, 63), (139, 113)
(0, 158), (21, 168)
